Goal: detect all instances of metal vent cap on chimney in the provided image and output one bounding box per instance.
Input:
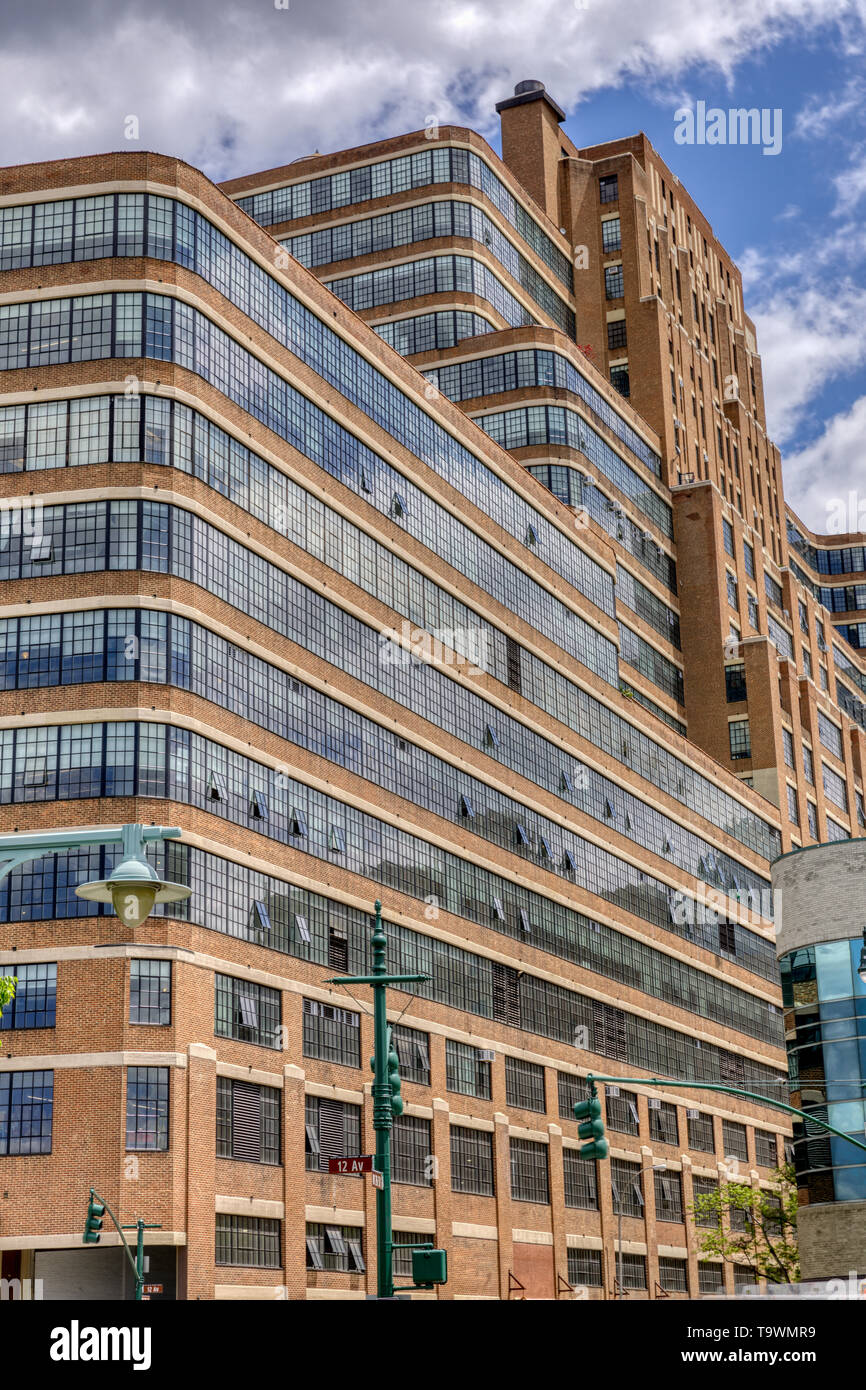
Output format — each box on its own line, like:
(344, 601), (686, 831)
(495, 80), (566, 122)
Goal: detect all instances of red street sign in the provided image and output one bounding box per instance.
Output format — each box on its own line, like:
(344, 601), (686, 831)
(142, 1284), (163, 1295)
(328, 1155), (374, 1175)
(371, 1170), (383, 1190)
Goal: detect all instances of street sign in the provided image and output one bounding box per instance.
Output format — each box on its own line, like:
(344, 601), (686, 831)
(371, 1169), (383, 1190)
(327, 1155), (374, 1175)
(142, 1284), (163, 1295)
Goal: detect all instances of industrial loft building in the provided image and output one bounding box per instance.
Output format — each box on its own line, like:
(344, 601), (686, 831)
(0, 78), (864, 1300)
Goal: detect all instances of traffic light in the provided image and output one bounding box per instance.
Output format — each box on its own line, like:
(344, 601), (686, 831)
(83, 1190), (105, 1244)
(574, 1090), (609, 1161)
(386, 1036), (403, 1117)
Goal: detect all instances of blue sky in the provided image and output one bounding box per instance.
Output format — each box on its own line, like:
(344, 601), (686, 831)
(1, 0), (864, 530)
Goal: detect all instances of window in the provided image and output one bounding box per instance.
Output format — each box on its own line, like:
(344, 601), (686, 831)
(754, 1129), (778, 1168)
(724, 664), (746, 702)
(604, 265), (624, 300)
(747, 593), (759, 630)
(599, 175), (618, 204)
(0, 962), (56, 1029)
(568, 1247), (603, 1286)
(129, 959), (171, 1025)
(302, 998), (360, 1067)
(786, 783), (799, 826)
(446, 1039), (492, 1100)
(125, 1066), (169, 1150)
(654, 1168), (684, 1222)
(450, 1124), (495, 1195)
(607, 319), (627, 350)
(505, 1056), (545, 1112)
(620, 1253), (647, 1289)
(722, 1120), (748, 1162)
(729, 719), (751, 759)
(693, 1178), (720, 1227)
(743, 541), (755, 578)
(802, 744), (814, 783)
(510, 1137), (549, 1203)
(215, 973), (280, 1049)
(392, 1114), (432, 1186)
(698, 1262), (723, 1293)
(216, 1214), (280, 1268)
(0, 1069), (53, 1153)
(734, 1266), (757, 1290)
(610, 364), (630, 398)
(648, 1099), (678, 1146)
(726, 572), (739, 609)
(304, 1094), (361, 1172)
(782, 728), (794, 768)
(658, 1256), (688, 1292)
(601, 217), (621, 252)
(605, 1088), (640, 1135)
(822, 762), (848, 813)
(611, 1158), (643, 1217)
(217, 1077), (280, 1164)
(564, 1149), (598, 1209)
(207, 768), (228, 802)
(807, 801), (818, 839)
(305, 1222), (364, 1272)
(392, 1024), (430, 1085)
(687, 1110), (714, 1153)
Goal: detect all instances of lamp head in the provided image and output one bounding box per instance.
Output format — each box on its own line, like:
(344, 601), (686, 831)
(75, 826), (190, 928)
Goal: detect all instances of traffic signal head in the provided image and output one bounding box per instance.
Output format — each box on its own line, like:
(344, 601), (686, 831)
(83, 1191), (105, 1244)
(387, 1047), (403, 1116)
(574, 1094), (609, 1160)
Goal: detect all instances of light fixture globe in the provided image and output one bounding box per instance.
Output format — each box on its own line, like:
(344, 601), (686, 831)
(75, 824), (191, 928)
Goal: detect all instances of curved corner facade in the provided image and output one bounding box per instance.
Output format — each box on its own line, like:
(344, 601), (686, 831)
(1, 76), (864, 1300)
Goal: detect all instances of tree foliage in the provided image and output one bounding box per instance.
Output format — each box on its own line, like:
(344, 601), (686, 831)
(0, 974), (15, 1050)
(689, 1164), (799, 1284)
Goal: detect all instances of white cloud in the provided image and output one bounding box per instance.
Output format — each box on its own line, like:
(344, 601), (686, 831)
(0, 0), (861, 178)
(782, 394), (866, 530)
(833, 154), (866, 214)
(748, 281), (866, 444)
(793, 76), (866, 139)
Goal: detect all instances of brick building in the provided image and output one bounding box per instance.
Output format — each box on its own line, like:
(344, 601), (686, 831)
(0, 78), (860, 1300)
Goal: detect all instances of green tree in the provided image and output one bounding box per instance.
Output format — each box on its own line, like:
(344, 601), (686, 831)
(0, 974), (15, 1049)
(689, 1164), (799, 1285)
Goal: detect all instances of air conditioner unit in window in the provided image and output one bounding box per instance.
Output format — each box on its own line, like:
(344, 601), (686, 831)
(476, 1049), (496, 1062)
(648, 1098), (662, 1110)
(686, 1108), (699, 1119)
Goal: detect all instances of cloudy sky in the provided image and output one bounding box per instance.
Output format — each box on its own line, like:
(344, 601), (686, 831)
(2, 0), (866, 532)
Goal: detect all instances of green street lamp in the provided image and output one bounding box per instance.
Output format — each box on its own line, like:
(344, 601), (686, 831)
(0, 822), (189, 927)
(75, 824), (191, 927)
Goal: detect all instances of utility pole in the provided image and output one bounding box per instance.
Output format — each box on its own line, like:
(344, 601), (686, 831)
(326, 900), (431, 1300)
